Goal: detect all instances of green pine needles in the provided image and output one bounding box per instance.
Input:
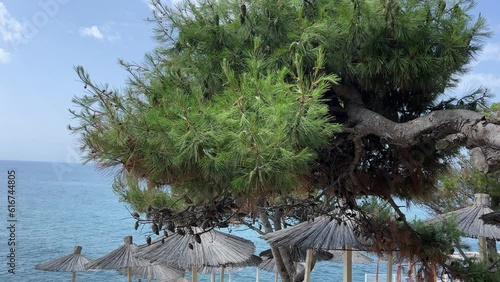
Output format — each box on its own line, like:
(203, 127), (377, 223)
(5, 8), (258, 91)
(72, 36), (340, 208)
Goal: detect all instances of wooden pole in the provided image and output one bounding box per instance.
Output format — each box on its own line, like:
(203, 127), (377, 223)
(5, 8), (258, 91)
(256, 267), (260, 282)
(304, 249), (313, 282)
(192, 265), (198, 282)
(220, 266), (225, 282)
(127, 267), (132, 282)
(476, 194), (490, 263)
(375, 258), (379, 282)
(229, 270), (232, 282)
(72, 271), (76, 282)
(211, 270), (216, 282)
(275, 271), (279, 282)
(386, 254), (393, 282)
(428, 263), (437, 282)
(396, 265), (401, 282)
(479, 236), (487, 262)
(343, 245), (352, 282)
(408, 260), (412, 282)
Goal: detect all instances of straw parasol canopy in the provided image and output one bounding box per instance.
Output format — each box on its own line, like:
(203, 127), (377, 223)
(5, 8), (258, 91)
(427, 194), (500, 240)
(257, 247), (333, 272)
(262, 214), (368, 250)
(86, 236), (149, 282)
(200, 254), (262, 273)
(35, 245), (91, 282)
(262, 212), (369, 282)
(427, 194), (500, 262)
(137, 228), (256, 270)
(480, 210), (500, 227)
(200, 255), (262, 282)
(118, 262), (184, 281)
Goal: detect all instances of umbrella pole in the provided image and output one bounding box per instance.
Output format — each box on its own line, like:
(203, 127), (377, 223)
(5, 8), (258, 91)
(375, 258), (379, 282)
(211, 270), (216, 282)
(256, 267), (259, 282)
(275, 271), (278, 282)
(192, 265), (198, 282)
(479, 236), (487, 262)
(72, 271), (76, 282)
(229, 270), (232, 282)
(396, 265), (401, 282)
(127, 267), (132, 282)
(387, 253), (393, 282)
(343, 245), (352, 282)
(304, 249), (313, 282)
(220, 266), (225, 282)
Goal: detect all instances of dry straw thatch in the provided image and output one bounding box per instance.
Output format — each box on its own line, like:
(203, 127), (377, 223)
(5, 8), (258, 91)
(35, 246), (90, 272)
(137, 227), (256, 270)
(118, 262), (185, 280)
(262, 212), (369, 282)
(199, 254), (262, 273)
(258, 253), (276, 272)
(262, 214), (368, 250)
(257, 247), (333, 273)
(427, 194), (500, 240)
(35, 245), (91, 282)
(86, 236), (149, 282)
(86, 236), (148, 270)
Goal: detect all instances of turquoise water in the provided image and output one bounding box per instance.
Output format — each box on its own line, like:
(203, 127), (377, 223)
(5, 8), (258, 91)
(0, 160), (483, 282)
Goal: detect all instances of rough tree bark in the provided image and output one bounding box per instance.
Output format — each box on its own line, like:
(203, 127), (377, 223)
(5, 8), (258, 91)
(259, 210), (316, 282)
(334, 85), (500, 173)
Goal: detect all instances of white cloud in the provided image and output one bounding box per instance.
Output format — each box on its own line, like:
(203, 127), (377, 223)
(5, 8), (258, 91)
(459, 73), (500, 89)
(473, 43), (500, 64)
(0, 48), (11, 63)
(451, 72), (500, 102)
(79, 24), (120, 41)
(0, 2), (23, 42)
(79, 25), (104, 40)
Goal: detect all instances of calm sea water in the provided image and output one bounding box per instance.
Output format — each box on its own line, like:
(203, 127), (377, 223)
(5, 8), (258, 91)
(0, 160), (482, 282)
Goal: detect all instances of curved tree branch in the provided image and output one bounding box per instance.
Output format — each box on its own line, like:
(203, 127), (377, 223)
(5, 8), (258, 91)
(334, 85), (500, 173)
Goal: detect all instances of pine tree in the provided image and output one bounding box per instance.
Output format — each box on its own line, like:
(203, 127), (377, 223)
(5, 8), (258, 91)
(70, 0), (500, 280)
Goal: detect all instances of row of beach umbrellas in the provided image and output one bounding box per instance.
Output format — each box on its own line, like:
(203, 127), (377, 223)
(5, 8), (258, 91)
(35, 229), (257, 282)
(36, 193), (500, 282)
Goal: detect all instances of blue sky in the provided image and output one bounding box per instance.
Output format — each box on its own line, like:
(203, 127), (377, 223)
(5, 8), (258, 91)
(1, 0), (500, 163)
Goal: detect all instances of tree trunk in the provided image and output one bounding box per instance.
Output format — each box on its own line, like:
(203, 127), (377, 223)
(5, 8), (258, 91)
(486, 238), (498, 264)
(259, 209), (318, 282)
(260, 211), (292, 282)
(293, 252), (318, 282)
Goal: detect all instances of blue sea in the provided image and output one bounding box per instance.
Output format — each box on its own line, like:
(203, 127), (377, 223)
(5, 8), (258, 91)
(0, 160), (483, 282)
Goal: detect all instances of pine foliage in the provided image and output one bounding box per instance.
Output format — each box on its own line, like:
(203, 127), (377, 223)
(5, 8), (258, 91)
(69, 0), (495, 279)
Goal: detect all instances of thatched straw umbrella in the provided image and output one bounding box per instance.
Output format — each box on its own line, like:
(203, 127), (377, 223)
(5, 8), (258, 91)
(86, 236), (149, 282)
(258, 248), (370, 282)
(262, 213), (368, 282)
(35, 245), (91, 282)
(200, 254), (262, 282)
(137, 228), (256, 282)
(257, 247), (335, 281)
(427, 193), (500, 262)
(118, 262), (185, 282)
(480, 210), (500, 227)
